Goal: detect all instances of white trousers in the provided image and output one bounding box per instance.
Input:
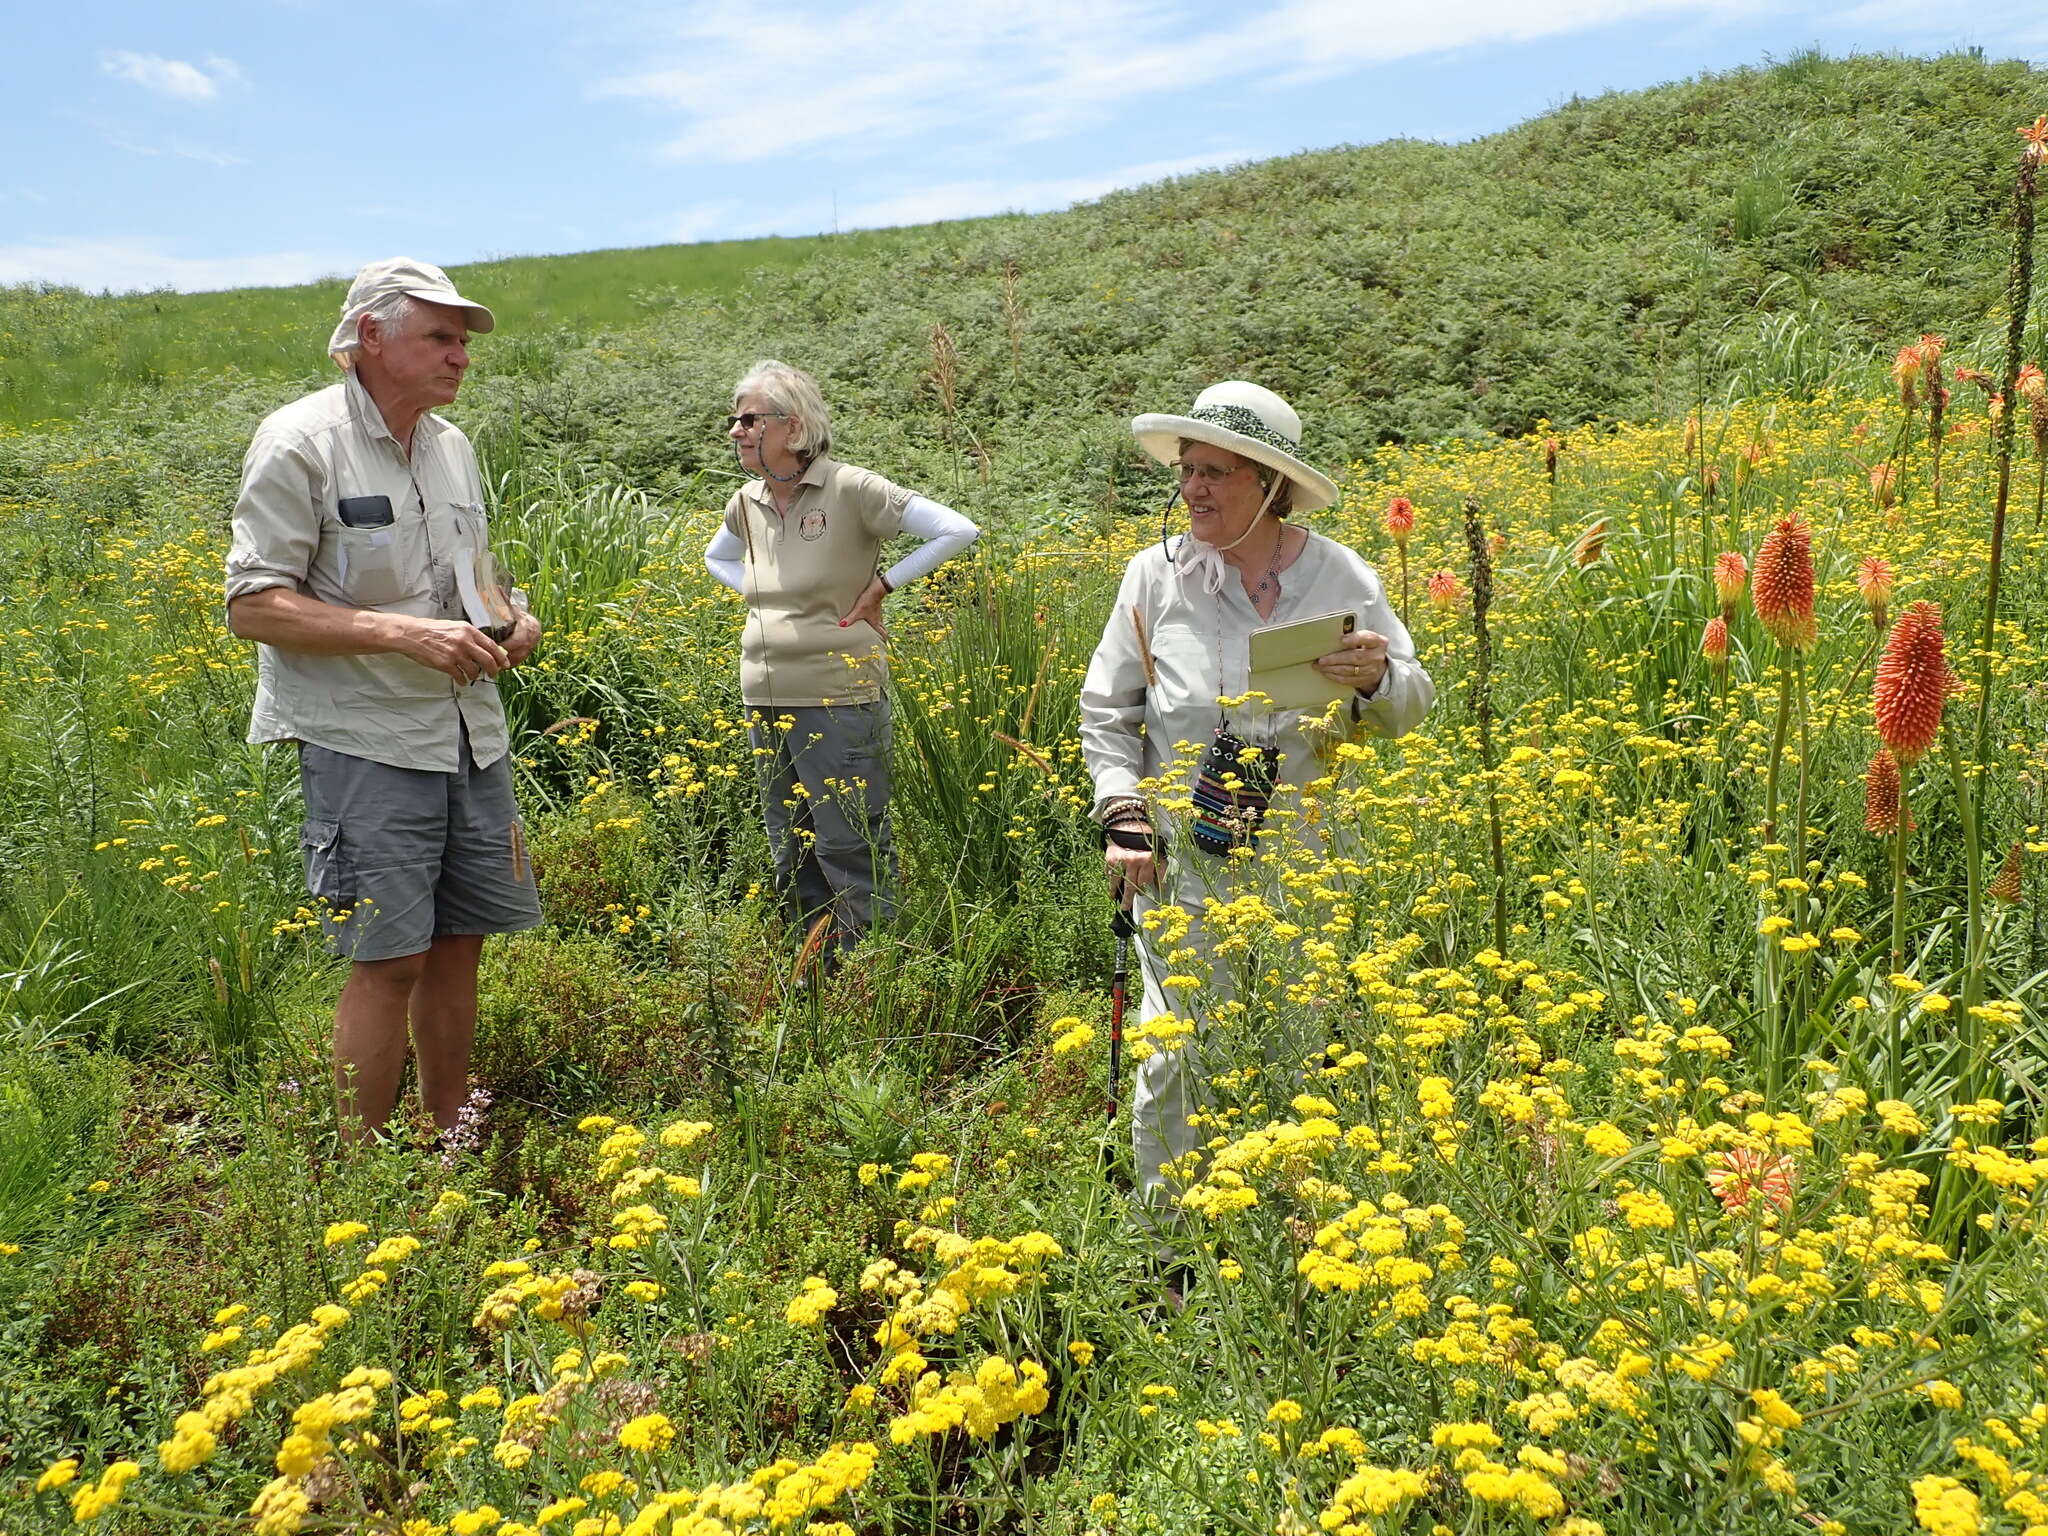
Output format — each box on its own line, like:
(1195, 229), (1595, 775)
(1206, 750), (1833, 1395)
(1126, 888), (1315, 1221)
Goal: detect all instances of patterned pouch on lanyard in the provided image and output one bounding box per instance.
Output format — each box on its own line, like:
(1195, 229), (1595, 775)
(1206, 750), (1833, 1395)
(1190, 726), (1275, 857)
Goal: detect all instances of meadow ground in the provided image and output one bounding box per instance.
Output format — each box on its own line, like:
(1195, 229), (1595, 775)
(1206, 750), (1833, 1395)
(1, 359), (2045, 1534)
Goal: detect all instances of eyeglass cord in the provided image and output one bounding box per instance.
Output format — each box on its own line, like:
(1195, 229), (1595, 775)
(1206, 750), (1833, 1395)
(733, 439), (805, 484)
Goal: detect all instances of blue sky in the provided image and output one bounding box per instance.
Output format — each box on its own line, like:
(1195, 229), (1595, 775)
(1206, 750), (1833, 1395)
(3, 1), (2044, 293)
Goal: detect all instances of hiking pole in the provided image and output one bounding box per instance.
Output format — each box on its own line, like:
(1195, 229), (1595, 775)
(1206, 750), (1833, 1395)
(1100, 813), (1155, 1146)
(1108, 901), (1134, 1123)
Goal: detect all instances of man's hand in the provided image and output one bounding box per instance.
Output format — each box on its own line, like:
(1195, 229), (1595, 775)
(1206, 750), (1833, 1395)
(399, 616), (511, 685)
(226, 586), (525, 683)
(1314, 628), (1390, 696)
(504, 608), (542, 666)
(838, 576), (890, 637)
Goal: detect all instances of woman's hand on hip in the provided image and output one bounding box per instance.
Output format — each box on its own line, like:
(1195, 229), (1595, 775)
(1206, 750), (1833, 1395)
(1314, 628), (1389, 696)
(839, 577), (890, 637)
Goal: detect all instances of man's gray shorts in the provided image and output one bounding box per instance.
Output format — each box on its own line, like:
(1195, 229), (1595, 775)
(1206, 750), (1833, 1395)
(297, 731), (542, 963)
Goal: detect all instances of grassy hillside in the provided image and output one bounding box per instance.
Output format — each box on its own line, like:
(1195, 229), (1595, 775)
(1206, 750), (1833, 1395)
(0, 228), (924, 430)
(6, 49), (2045, 461)
(464, 49), (2047, 508)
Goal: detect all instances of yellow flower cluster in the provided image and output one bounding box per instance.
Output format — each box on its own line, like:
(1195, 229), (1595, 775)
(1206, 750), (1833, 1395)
(886, 1355), (1050, 1444)
(784, 1275), (838, 1328)
(864, 1224), (1062, 1387)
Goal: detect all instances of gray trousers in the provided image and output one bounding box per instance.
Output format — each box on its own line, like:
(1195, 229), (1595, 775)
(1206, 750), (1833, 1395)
(298, 726), (542, 963)
(747, 701), (897, 947)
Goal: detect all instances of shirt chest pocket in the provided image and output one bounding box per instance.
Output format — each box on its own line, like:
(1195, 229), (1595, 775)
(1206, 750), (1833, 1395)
(448, 498), (490, 550)
(332, 520), (425, 608)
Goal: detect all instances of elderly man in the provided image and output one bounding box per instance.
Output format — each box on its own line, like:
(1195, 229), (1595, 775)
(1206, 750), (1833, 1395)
(225, 257), (542, 1141)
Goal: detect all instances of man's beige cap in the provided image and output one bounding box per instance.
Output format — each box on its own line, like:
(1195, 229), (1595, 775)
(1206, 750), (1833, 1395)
(327, 257), (495, 360)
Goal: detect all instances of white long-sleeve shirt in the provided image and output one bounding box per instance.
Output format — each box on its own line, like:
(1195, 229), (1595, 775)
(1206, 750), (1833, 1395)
(1080, 531), (1434, 826)
(704, 492), (978, 595)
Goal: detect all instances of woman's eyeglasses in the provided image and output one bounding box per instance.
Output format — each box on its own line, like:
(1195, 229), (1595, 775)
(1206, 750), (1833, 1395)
(1174, 460), (1248, 487)
(725, 411), (789, 432)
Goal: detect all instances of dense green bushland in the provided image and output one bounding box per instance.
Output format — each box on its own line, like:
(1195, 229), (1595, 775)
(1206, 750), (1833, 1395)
(1, 48), (2046, 1536)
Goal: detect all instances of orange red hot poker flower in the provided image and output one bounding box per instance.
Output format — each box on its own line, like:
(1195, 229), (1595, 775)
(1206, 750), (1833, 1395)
(1752, 517), (1817, 650)
(1872, 601), (1951, 765)
(1864, 748), (1909, 836)
(1705, 1146), (1795, 1216)
(1701, 615), (1729, 665)
(1426, 570), (1463, 609)
(1990, 843), (2025, 905)
(1384, 496), (1415, 547)
(1892, 345), (1922, 408)
(1573, 519), (1607, 567)
(2024, 113), (2048, 167)
(1856, 555), (1894, 630)
(1712, 552), (1747, 619)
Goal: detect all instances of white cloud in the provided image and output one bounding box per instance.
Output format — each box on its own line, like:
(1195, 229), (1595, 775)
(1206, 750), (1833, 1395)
(0, 236), (345, 294)
(595, 0), (1763, 165)
(845, 152), (1251, 228)
(101, 128), (244, 168)
(662, 152), (1245, 244)
(100, 51), (243, 103)
(666, 200), (741, 242)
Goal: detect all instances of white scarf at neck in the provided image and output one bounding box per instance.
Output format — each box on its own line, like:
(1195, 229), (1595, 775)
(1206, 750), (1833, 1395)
(1174, 479), (1284, 596)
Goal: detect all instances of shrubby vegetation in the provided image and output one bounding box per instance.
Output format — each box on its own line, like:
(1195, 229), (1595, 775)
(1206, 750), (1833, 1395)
(0, 47), (2045, 1536)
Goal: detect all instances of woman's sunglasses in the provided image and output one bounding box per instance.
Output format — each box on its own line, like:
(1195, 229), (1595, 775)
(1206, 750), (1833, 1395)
(724, 411), (789, 432)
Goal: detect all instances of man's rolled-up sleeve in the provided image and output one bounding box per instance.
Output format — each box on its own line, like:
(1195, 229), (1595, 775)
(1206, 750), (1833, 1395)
(225, 430), (321, 603)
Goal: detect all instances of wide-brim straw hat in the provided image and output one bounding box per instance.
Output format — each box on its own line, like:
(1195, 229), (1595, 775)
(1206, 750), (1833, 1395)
(1131, 381), (1340, 513)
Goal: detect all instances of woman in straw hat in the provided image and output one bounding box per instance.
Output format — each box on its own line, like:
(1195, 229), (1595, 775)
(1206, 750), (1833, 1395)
(1079, 381), (1434, 1217)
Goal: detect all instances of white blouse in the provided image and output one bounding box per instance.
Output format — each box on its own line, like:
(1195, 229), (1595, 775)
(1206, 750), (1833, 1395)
(1080, 530), (1435, 826)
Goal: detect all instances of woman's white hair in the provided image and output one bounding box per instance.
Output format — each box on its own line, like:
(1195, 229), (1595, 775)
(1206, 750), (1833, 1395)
(333, 292), (418, 367)
(733, 359), (832, 459)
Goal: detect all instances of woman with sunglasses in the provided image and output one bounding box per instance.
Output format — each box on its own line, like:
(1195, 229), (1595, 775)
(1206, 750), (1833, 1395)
(703, 359), (979, 970)
(1079, 381), (1433, 1223)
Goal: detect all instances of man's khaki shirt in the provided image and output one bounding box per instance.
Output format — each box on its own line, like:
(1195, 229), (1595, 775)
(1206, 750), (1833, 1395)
(225, 369), (510, 772)
(722, 455), (911, 708)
